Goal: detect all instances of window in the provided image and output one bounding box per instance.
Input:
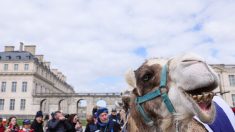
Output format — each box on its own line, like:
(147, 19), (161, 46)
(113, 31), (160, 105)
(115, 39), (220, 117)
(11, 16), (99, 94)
(11, 82), (17, 92)
(24, 64), (29, 71)
(10, 99), (15, 110)
(22, 82), (27, 92)
(6, 56), (11, 60)
(26, 56), (31, 59)
(20, 99), (26, 110)
(232, 94), (235, 107)
(229, 75), (235, 86)
(4, 64), (8, 71)
(1, 82), (6, 92)
(0, 99), (4, 110)
(16, 56), (21, 60)
(14, 64), (18, 71)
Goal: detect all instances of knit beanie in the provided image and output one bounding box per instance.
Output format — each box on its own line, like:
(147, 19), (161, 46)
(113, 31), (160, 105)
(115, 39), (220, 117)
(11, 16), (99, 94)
(96, 107), (108, 118)
(35, 111), (43, 118)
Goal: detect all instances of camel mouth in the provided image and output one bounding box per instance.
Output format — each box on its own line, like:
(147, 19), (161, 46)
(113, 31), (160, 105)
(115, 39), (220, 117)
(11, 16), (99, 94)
(183, 84), (216, 111)
(184, 91), (214, 111)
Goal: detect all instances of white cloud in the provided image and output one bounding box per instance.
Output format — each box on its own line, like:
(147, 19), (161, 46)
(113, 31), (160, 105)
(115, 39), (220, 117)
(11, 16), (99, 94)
(0, 0), (235, 92)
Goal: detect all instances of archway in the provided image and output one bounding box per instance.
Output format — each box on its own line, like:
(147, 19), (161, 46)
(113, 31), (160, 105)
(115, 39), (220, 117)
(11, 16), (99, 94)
(58, 99), (67, 113)
(76, 99), (87, 118)
(40, 99), (48, 113)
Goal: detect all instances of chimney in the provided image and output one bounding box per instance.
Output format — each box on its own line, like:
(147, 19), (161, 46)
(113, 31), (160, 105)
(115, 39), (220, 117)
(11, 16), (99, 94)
(5, 46), (14, 52)
(35, 55), (44, 62)
(24, 45), (36, 55)
(19, 42), (24, 51)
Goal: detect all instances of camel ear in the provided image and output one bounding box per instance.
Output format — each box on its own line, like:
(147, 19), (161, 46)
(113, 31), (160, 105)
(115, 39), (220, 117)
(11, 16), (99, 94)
(132, 88), (139, 96)
(125, 70), (136, 90)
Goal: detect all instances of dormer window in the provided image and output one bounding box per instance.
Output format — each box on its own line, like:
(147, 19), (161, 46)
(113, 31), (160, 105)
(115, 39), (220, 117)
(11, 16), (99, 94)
(6, 56), (11, 60)
(16, 56), (21, 60)
(26, 56), (31, 60)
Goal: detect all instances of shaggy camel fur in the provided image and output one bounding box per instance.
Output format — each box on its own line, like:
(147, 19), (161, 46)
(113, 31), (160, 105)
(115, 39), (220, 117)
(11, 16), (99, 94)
(124, 53), (219, 132)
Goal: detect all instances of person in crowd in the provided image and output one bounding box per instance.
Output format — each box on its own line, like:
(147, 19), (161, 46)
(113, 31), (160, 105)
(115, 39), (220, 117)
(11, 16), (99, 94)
(68, 114), (78, 132)
(68, 114), (83, 132)
(5, 116), (19, 132)
(109, 109), (120, 125)
(31, 111), (43, 132)
(47, 111), (71, 132)
(43, 115), (49, 132)
(0, 117), (5, 132)
(19, 119), (34, 132)
(85, 115), (97, 132)
(92, 106), (98, 117)
(96, 107), (121, 132)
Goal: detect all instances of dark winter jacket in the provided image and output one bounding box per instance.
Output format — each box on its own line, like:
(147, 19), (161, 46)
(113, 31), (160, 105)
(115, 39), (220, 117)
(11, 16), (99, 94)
(47, 119), (72, 132)
(85, 122), (97, 132)
(97, 119), (121, 132)
(31, 120), (43, 132)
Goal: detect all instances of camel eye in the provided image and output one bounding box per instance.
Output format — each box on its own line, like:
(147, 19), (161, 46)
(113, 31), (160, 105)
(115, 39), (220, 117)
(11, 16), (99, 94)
(142, 73), (153, 82)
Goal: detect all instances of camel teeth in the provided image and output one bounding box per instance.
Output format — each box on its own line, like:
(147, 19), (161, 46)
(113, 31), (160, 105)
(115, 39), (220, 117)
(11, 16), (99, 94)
(204, 93), (209, 97)
(193, 95), (197, 100)
(203, 95), (208, 101)
(197, 95), (203, 101)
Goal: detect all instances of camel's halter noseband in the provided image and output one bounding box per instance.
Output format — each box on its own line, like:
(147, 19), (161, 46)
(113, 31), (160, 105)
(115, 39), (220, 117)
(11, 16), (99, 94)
(135, 64), (176, 125)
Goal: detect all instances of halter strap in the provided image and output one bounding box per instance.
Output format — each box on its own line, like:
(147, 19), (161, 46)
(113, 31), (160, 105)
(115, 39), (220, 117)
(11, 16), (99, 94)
(135, 64), (176, 125)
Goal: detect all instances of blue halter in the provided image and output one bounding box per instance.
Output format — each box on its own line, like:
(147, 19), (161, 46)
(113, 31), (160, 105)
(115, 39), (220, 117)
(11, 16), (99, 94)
(135, 64), (176, 125)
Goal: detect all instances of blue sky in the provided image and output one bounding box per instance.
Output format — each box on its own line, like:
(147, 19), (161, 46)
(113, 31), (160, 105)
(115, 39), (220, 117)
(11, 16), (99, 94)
(0, 0), (235, 92)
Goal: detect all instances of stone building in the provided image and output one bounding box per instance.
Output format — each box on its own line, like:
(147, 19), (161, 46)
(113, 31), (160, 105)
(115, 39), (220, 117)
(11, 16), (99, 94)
(0, 43), (74, 118)
(211, 64), (235, 107)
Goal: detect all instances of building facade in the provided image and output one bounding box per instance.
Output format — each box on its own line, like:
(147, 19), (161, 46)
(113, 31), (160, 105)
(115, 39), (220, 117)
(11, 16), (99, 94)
(0, 44), (74, 118)
(211, 64), (235, 107)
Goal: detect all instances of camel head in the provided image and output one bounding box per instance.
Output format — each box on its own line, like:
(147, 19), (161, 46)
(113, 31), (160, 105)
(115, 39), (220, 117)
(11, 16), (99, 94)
(126, 53), (218, 125)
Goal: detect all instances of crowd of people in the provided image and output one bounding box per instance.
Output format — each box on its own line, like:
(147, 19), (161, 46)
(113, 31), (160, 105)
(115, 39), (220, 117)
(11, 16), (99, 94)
(0, 106), (124, 132)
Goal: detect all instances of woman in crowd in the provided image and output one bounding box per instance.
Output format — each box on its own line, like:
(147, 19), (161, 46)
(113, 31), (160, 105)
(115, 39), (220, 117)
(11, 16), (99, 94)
(31, 111), (43, 132)
(68, 114), (83, 132)
(5, 116), (19, 132)
(68, 114), (78, 132)
(85, 115), (97, 132)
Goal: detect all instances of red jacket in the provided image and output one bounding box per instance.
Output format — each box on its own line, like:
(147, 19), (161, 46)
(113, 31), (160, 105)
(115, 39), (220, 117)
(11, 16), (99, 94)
(0, 125), (5, 132)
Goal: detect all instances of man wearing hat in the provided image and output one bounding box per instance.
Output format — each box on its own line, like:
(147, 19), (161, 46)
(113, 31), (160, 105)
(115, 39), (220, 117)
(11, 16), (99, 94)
(109, 108), (120, 125)
(31, 111), (43, 132)
(96, 107), (121, 132)
(19, 119), (34, 132)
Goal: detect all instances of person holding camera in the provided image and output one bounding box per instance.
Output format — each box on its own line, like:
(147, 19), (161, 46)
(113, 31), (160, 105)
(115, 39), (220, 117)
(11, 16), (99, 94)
(47, 111), (72, 132)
